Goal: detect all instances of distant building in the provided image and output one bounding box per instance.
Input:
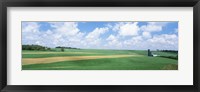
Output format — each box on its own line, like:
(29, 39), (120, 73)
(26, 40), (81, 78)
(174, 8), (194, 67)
(152, 54), (158, 57)
(148, 49), (153, 57)
(148, 49), (158, 57)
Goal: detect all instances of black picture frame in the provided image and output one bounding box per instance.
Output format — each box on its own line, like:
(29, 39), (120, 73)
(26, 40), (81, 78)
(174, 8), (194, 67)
(0, 0), (200, 92)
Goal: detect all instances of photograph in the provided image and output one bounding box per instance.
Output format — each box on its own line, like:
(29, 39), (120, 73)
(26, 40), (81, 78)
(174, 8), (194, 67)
(1, 0), (199, 91)
(22, 21), (178, 70)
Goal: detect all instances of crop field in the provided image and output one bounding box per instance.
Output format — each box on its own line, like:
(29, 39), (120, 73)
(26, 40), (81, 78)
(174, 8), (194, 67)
(22, 49), (178, 70)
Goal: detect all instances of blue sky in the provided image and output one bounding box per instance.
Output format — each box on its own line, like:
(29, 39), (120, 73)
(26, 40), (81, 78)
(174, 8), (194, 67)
(22, 21), (178, 50)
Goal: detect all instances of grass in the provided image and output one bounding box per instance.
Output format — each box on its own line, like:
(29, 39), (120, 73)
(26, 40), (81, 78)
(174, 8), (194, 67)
(22, 49), (142, 58)
(23, 57), (177, 70)
(22, 49), (178, 70)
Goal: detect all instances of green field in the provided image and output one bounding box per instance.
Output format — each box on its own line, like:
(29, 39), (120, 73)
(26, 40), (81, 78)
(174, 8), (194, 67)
(22, 49), (178, 70)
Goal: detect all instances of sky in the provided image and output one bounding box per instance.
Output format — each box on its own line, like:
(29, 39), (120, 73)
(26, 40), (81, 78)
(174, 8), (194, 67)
(22, 21), (178, 50)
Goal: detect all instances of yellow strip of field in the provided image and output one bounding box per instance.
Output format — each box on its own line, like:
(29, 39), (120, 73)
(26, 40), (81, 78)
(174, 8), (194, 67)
(22, 55), (140, 65)
(22, 52), (97, 54)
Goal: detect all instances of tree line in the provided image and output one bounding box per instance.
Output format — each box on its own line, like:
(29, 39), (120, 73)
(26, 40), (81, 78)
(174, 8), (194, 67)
(22, 45), (51, 51)
(157, 49), (178, 53)
(22, 45), (79, 51)
(55, 46), (79, 49)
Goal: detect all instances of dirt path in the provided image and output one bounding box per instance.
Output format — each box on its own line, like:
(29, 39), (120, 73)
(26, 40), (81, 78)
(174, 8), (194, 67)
(22, 55), (140, 65)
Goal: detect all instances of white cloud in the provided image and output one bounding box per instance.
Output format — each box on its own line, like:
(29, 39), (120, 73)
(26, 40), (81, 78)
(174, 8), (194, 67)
(142, 32), (152, 38)
(148, 22), (169, 26)
(105, 35), (122, 49)
(104, 33), (178, 50)
(112, 22), (123, 31)
(105, 23), (113, 29)
(147, 34), (178, 50)
(119, 22), (140, 36)
(108, 40), (122, 49)
(106, 34), (116, 41)
(22, 22), (40, 33)
(86, 27), (108, 39)
(49, 22), (85, 47)
(112, 22), (140, 36)
(49, 22), (80, 36)
(148, 34), (177, 44)
(140, 22), (170, 40)
(140, 22), (169, 33)
(84, 27), (109, 48)
(123, 34), (178, 50)
(140, 22), (162, 32)
(22, 22), (85, 48)
(123, 36), (143, 48)
(22, 22), (42, 45)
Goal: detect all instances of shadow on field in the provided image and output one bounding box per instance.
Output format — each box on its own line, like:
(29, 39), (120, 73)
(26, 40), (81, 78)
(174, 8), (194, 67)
(162, 64), (178, 70)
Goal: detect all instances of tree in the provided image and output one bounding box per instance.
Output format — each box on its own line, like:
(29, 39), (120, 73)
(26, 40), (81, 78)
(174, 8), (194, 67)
(61, 47), (64, 52)
(47, 48), (51, 51)
(22, 44), (49, 51)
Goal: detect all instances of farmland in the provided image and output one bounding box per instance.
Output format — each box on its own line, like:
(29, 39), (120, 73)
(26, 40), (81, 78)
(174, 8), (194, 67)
(22, 48), (178, 70)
